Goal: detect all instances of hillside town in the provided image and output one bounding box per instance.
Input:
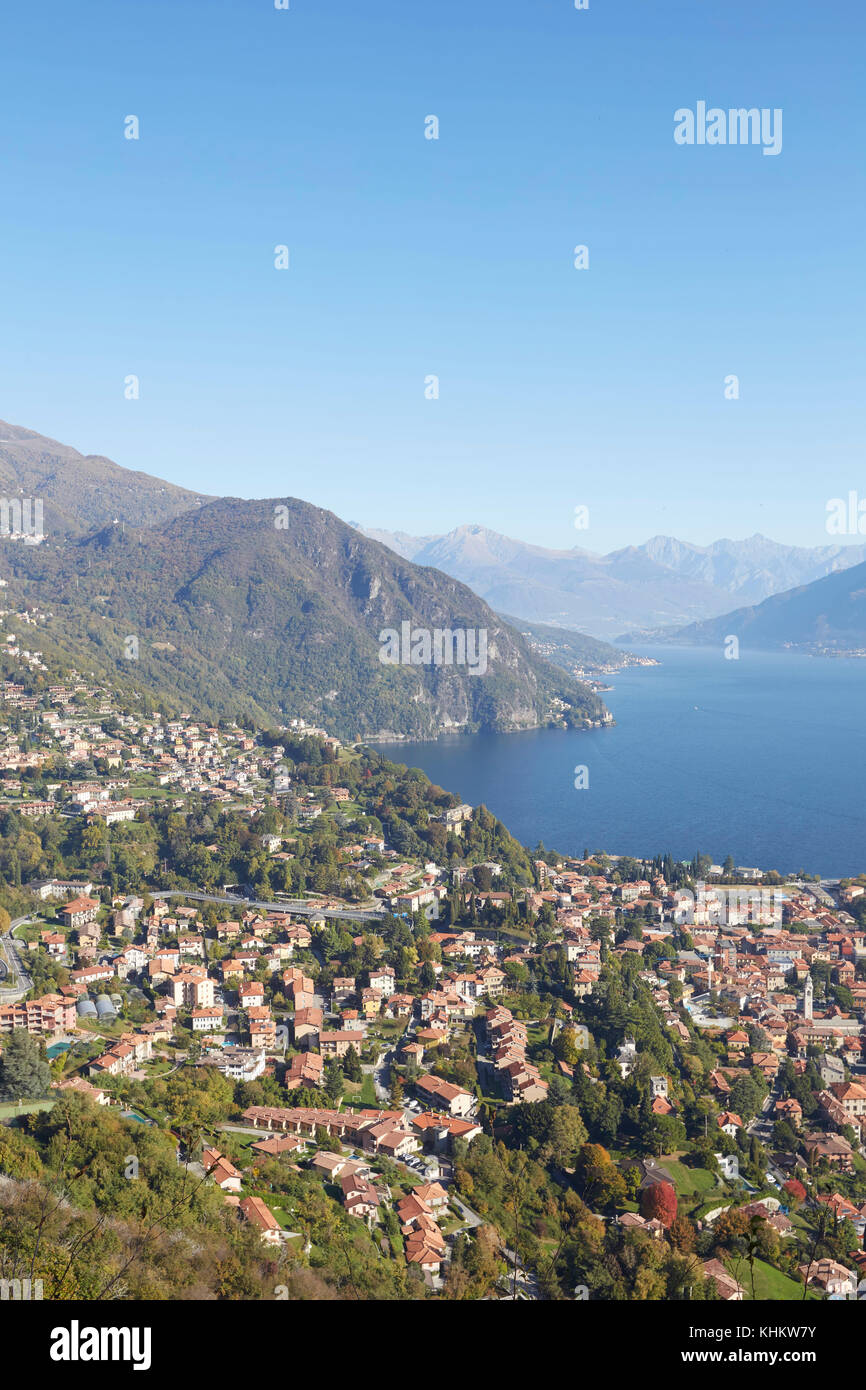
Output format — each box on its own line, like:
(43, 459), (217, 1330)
(1, 668), (866, 1301)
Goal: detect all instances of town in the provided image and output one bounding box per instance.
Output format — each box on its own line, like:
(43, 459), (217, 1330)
(0, 659), (865, 1302)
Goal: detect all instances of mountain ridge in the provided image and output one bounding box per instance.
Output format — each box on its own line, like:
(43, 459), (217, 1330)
(0, 419), (213, 536)
(650, 559), (866, 653)
(357, 523), (866, 640)
(0, 485), (610, 739)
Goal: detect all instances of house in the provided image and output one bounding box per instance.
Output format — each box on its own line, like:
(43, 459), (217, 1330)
(69, 963), (113, 987)
(797, 1259), (857, 1297)
(414, 1181), (449, 1213)
(251, 1133), (308, 1158)
(239, 1195), (283, 1245)
(89, 1043), (136, 1078)
(361, 1123), (419, 1159)
(285, 1051), (325, 1090)
(239, 981), (265, 1008)
(774, 1097), (802, 1128)
(59, 895), (100, 929)
(405, 1236), (444, 1276)
(40, 931), (68, 958)
(341, 1173), (380, 1220)
(309, 1152), (353, 1178)
(717, 1111), (744, 1138)
(0, 993), (77, 1038)
(202, 1147), (243, 1193)
(829, 1081), (866, 1120)
(170, 968), (215, 1009)
(411, 1113), (483, 1153)
(319, 1030), (365, 1059)
(415, 1074), (474, 1118)
(803, 1132), (855, 1171)
(618, 1212), (665, 1240)
(191, 1006), (224, 1032)
(369, 967), (396, 997)
(702, 1259), (745, 1301)
(293, 1007), (323, 1046)
(52, 1076), (108, 1105)
(29, 877), (93, 901)
(202, 1048), (266, 1083)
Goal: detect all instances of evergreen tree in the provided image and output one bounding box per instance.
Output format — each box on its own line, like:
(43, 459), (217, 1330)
(0, 1029), (51, 1100)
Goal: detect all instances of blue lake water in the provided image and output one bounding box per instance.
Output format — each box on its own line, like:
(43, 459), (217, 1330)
(377, 647), (866, 878)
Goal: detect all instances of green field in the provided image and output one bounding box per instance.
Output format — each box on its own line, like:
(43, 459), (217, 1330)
(0, 1098), (55, 1119)
(269, 1204), (298, 1231)
(659, 1156), (720, 1198)
(725, 1256), (818, 1302)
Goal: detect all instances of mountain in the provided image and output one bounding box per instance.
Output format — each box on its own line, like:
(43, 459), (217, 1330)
(635, 534), (866, 607)
(404, 525), (725, 638)
(360, 524), (866, 640)
(350, 525), (439, 562)
(655, 560), (866, 653)
(0, 420), (212, 535)
(1, 495), (610, 740)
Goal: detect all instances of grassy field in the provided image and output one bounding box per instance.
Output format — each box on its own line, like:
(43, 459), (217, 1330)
(724, 1256), (817, 1301)
(659, 1156), (720, 1198)
(269, 1204), (298, 1231)
(0, 1098), (55, 1119)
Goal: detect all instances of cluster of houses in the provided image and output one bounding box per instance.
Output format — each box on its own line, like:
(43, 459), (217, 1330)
(222, 1105), (462, 1277)
(485, 1006), (548, 1103)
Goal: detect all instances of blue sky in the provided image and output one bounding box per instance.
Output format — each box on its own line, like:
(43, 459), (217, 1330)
(0, 0), (863, 553)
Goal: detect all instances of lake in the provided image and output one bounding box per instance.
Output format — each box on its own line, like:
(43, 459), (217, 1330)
(376, 647), (866, 877)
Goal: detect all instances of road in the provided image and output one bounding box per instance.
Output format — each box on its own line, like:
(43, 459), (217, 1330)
(368, 1046), (393, 1103)
(0, 917), (36, 1001)
(153, 889), (388, 923)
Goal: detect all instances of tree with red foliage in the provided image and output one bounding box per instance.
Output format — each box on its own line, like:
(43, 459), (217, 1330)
(782, 1178), (806, 1206)
(640, 1179), (678, 1228)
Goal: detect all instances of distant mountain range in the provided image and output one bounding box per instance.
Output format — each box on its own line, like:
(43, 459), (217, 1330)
(656, 559), (866, 654)
(4, 418), (862, 738)
(357, 523), (866, 641)
(0, 421), (608, 740)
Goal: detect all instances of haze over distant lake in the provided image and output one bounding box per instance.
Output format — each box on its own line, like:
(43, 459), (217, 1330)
(377, 647), (866, 878)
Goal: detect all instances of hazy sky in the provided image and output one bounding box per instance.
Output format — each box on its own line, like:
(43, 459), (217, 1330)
(0, 0), (863, 553)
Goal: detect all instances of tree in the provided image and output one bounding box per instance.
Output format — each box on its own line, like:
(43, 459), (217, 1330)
(323, 1061), (344, 1107)
(640, 1180), (677, 1229)
(546, 1105), (588, 1168)
(781, 1178), (806, 1207)
(342, 1045), (362, 1084)
(552, 1025), (580, 1066)
(0, 1029), (51, 1101)
(575, 1143), (626, 1209)
(669, 1215), (696, 1253)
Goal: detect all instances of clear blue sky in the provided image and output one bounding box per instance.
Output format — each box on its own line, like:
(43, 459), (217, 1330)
(0, 0), (863, 553)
